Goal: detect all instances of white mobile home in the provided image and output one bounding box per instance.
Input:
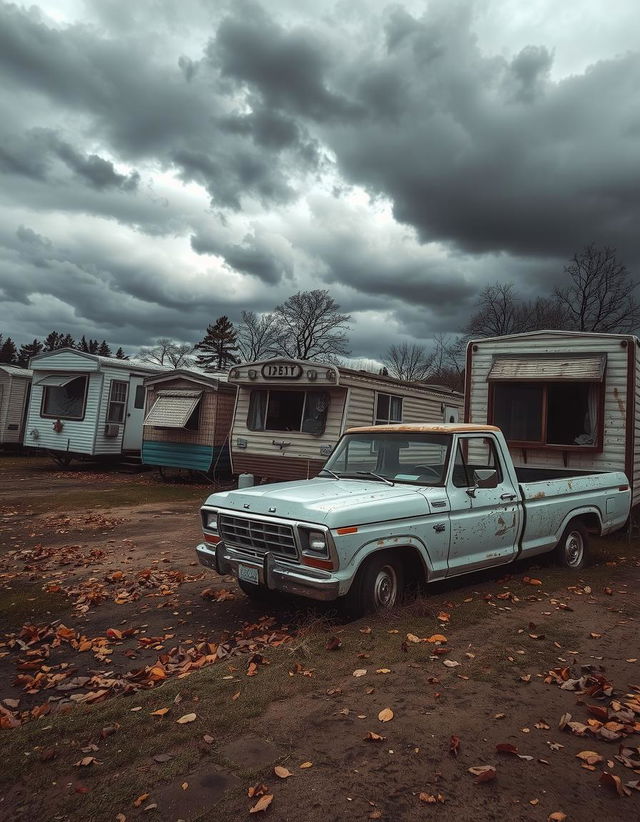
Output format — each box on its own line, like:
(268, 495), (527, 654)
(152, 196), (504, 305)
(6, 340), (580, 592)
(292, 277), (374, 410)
(142, 369), (236, 476)
(228, 358), (463, 482)
(24, 349), (164, 464)
(0, 365), (32, 447)
(465, 330), (640, 506)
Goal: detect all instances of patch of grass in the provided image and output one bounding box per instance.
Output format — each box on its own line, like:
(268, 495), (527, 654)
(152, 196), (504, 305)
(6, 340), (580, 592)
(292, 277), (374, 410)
(0, 581), (71, 630)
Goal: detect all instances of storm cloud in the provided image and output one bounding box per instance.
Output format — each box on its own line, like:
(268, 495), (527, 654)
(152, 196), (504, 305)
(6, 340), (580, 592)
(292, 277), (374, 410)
(1, 0), (640, 358)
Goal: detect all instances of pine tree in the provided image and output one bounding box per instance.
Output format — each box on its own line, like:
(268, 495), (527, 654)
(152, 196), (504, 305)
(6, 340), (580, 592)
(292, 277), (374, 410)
(18, 339), (43, 367)
(115, 347), (128, 360)
(0, 337), (18, 363)
(98, 340), (112, 357)
(195, 316), (239, 371)
(43, 331), (63, 351)
(59, 333), (75, 349)
(78, 336), (90, 352)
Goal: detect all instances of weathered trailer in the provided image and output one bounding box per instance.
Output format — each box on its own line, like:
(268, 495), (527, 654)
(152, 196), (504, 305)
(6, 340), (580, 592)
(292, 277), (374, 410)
(464, 330), (640, 507)
(227, 357), (463, 483)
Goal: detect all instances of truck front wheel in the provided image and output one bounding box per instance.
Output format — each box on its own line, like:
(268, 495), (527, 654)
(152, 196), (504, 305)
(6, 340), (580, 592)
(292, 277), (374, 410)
(554, 519), (588, 569)
(342, 552), (404, 617)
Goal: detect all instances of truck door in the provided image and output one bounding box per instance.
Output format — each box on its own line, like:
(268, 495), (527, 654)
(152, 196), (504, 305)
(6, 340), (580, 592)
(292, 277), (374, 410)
(446, 435), (521, 574)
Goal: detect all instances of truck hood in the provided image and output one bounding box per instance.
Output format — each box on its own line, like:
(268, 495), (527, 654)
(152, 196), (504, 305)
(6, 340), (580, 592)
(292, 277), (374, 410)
(204, 477), (427, 528)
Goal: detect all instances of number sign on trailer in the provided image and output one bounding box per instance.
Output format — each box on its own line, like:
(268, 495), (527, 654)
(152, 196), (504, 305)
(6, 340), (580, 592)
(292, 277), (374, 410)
(261, 362), (303, 379)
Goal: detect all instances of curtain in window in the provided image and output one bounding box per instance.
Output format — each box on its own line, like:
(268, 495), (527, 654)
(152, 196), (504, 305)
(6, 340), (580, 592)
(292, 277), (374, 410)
(247, 390), (267, 430)
(576, 385), (598, 445)
(301, 391), (329, 434)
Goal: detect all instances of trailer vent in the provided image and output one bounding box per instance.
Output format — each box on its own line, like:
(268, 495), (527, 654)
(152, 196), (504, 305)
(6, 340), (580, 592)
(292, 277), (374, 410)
(104, 423), (120, 438)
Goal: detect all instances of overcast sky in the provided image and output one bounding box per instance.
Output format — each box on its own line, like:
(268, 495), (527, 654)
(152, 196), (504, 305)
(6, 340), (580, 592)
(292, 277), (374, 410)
(1, 0), (640, 359)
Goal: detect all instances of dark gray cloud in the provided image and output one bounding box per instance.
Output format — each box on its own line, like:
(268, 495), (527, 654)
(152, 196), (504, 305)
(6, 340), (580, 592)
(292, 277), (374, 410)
(1, 0), (640, 359)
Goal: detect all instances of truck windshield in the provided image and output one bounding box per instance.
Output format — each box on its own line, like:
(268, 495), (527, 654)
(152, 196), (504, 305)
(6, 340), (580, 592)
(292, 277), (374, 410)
(322, 432), (452, 486)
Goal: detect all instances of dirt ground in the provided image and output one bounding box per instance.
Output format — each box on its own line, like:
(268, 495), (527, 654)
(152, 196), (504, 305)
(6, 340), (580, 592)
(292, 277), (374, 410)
(1, 455), (640, 822)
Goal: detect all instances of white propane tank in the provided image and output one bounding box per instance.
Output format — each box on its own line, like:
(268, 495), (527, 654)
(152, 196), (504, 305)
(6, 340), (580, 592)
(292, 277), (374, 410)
(237, 473), (254, 489)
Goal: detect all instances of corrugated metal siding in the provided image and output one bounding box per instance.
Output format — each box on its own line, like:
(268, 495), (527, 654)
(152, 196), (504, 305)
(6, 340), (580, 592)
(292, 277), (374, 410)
(144, 378), (228, 448)
(232, 453), (325, 482)
(30, 351), (100, 372)
(141, 440), (216, 472)
(213, 389), (236, 444)
(4, 377), (30, 444)
(0, 376), (7, 439)
(144, 392), (202, 427)
(488, 355), (606, 381)
(467, 334), (630, 480)
(24, 372), (102, 454)
(633, 348), (640, 506)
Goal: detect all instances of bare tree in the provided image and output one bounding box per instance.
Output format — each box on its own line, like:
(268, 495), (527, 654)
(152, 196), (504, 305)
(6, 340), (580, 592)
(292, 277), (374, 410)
(554, 244), (639, 333)
(137, 338), (194, 368)
(427, 333), (465, 391)
(382, 342), (434, 381)
(273, 290), (351, 361)
(464, 283), (520, 338)
(237, 311), (282, 362)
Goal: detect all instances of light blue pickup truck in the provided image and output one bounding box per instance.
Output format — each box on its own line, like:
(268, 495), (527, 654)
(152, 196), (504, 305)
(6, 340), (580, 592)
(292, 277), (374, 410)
(196, 424), (631, 615)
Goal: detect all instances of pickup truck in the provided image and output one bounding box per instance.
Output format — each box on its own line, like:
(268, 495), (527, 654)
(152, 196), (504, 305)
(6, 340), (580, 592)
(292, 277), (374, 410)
(195, 424), (631, 615)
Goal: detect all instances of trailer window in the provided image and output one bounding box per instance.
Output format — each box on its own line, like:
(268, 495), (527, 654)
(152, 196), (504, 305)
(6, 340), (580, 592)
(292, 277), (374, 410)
(247, 390), (329, 435)
(375, 393), (403, 425)
(41, 376), (88, 420)
(107, 380), (128, 423)
(491, 382), (600, 449)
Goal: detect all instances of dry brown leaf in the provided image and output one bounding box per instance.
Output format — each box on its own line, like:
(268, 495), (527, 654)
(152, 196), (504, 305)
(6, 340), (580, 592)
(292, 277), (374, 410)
(450, 735), (460, 757)
(427, 634), (447, 643)
(443, 660), (460, 668)
(548, 814), (567, 822)
(576, 751), (603, 765)
(181, 782), (189, 791)
(176, 713), (197, 724)
(133, 793), (150, 807)
(150, 707), (169, 717)
(496, 743), (519, 755)
(600, 772), (631, 797)
(437, 612), (450, 622)
(365, 731), (386, 741)
(74, 756), (99, 767)
(325, 636), (342, 651)
(406, 633), (421, 643)
(353, 669), (367, 678)
(250, 794), (274, 813)
(378, 708), (394, 722)
(299, 761), (313, 769)
(274, 766), (292, 779)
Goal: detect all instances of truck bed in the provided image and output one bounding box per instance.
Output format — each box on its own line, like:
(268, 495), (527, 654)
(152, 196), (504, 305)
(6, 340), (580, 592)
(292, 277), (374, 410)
(514, 466), (604, 483)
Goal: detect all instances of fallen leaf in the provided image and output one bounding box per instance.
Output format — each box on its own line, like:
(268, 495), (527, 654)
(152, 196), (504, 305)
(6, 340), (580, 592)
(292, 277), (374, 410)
(133, 793), (150, 807)
(469, 765), (496, 783)
(299, 761), (313, 769)
(74, 756), (99, 767)
(181, 782), (189, 791)
(150, 707), (170, 717)
(576, 751), (603, 766)
(325, 636), (342, 651)
(427, 634), (447, 643)
(353, 669), (367, 678)
(599, 771), (631, 797)
(152, 753), (173, 763)
(523, 577), (542, 586)
(203, 734), (214, 744)
(250, 794), (274, 814)
(365, 731), (386, 742)
(437, 612), (450, 622)
(176, 713), (197, 724)
(443, 660), (460, 668)
(376, 668), (391, 674)
(496, 743), (519, 755)
(548, 814), (567, 822)
(378, 708), (394, 722)
(274, 766), (292, 779)
(406, 633), (421, 643)
(450, 735), (460, 757)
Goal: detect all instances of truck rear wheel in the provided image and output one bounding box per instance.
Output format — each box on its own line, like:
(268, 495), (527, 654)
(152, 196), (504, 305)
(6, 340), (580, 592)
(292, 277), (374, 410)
(342, 551), (404, 618)
(554, 519), (588, 569)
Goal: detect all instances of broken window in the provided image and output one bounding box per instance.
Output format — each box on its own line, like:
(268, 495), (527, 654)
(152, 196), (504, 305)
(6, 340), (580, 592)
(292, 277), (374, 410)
(247, 390), (329, 435)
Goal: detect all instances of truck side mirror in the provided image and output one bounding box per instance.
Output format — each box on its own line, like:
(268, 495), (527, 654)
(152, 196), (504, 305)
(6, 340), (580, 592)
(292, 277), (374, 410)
(466, 469), (499, 497)
(474, 469), (498, 489)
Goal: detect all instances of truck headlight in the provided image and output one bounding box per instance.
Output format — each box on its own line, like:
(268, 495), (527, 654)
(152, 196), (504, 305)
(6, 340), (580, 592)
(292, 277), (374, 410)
(307, 531), (327, 552)
(202, 510), (218, 531)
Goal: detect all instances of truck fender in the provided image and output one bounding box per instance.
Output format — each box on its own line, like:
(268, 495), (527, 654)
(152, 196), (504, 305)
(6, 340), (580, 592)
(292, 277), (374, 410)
(340, 535), (433, 595)
(554, 507), (603, 542)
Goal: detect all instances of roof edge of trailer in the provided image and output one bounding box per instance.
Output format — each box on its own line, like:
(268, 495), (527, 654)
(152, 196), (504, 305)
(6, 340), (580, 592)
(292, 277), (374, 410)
(468, 330), (640, 346)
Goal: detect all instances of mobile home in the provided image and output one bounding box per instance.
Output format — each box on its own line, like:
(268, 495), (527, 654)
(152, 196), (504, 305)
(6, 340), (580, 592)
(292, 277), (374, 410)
(0, 365), (32, 448)
(24, 349), (164, 464)
(464, 330), (640, 506)
(142, 369), (236, 476)
(228, 358), (463, 482)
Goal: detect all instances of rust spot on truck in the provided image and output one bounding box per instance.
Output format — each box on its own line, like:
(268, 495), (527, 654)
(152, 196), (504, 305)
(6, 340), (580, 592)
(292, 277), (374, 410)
(530, 491), (546, 499)
(495, 514), (516, 536)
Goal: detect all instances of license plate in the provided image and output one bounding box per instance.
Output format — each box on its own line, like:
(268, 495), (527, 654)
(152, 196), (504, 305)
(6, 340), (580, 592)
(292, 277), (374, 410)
(238, 564), (259, 585)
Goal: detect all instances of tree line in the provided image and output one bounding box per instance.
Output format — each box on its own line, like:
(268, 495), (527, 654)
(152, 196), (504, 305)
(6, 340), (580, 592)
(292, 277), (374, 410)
(0, 331), (128, 368)
(2, 245), (636, 389)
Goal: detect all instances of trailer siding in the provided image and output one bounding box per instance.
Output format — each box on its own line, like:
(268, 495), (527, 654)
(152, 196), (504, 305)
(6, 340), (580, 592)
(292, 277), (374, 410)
(466, 332), (638, 506)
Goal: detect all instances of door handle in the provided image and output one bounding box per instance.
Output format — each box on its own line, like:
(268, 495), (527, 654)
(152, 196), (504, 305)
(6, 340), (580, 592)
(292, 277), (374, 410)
(433, 523), (446, 532)
(500, 493), (516, 501)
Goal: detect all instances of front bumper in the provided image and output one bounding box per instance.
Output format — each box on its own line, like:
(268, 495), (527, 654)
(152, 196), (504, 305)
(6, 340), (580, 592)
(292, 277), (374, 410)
(195, 542), (341, 602)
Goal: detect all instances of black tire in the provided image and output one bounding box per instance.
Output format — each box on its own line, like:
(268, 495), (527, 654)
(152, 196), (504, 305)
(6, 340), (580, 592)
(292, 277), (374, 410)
(554, 519), (588, 569)
(341, 551), (404, 618)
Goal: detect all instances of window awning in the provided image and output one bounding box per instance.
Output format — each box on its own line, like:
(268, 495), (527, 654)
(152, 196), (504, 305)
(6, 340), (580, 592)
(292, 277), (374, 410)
(35, 374), (79, 387)
(144, 390), (202, 427)
(488, 354), (607, 382)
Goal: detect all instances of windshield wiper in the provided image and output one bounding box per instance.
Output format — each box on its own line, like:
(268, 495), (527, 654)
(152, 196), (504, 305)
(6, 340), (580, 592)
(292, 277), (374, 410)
(356, 471), (395, 486)
(319, 468), (341, 480)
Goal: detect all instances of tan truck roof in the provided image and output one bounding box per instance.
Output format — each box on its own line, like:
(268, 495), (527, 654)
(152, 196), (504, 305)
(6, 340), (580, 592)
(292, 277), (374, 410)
(346, 423), (500, 434)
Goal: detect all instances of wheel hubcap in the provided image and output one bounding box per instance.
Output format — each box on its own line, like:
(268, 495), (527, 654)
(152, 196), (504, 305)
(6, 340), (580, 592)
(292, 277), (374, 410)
(565, 531), (584, 567)
(373, 565), (398, 608)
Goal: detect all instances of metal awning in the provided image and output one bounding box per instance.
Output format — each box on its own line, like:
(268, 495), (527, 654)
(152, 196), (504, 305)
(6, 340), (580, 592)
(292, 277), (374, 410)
(488, 354), (607, 382)
(35, 374), (79, 387)
(144, 390), (202, 427)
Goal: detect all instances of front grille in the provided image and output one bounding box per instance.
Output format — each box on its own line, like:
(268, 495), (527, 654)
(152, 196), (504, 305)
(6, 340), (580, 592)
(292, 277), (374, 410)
(218, 514), (297, 557)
